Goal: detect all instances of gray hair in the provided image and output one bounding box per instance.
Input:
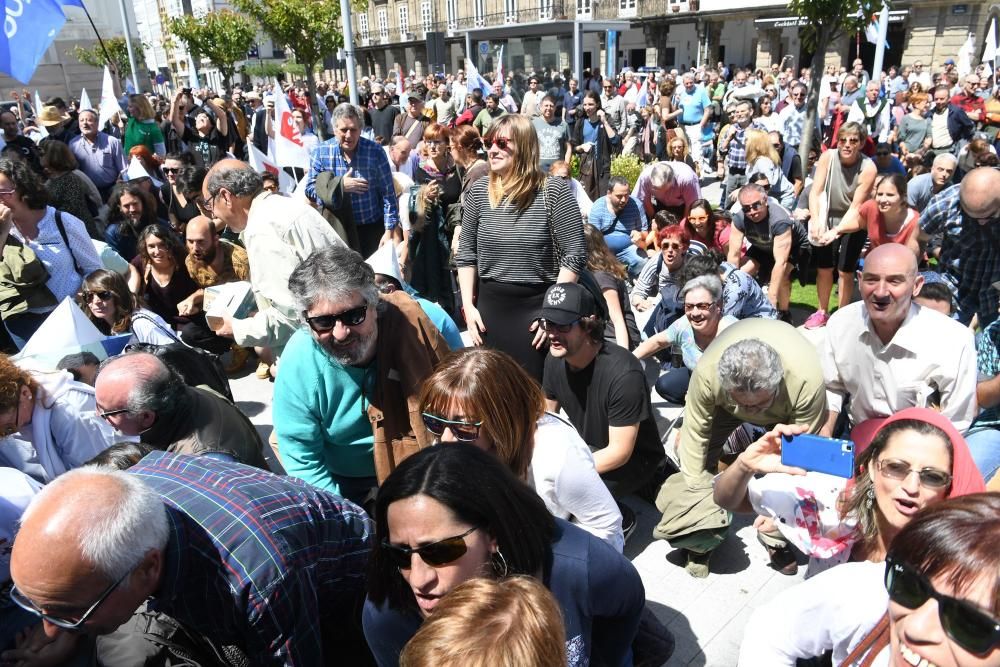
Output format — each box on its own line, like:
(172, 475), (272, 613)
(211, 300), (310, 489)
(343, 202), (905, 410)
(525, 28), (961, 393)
(607, 175), (629, 191)
(717, 338), (784, 394)
(649, 162), (675, 189)
(21, 467), (169, 583)
(680, 274), (723, 304)
(332, 102), (363, 127)
(205, 161), (263, 198)
(288, 245), (379, 315)
(125, 355), (187, 416)
(932, 152), (958, 169)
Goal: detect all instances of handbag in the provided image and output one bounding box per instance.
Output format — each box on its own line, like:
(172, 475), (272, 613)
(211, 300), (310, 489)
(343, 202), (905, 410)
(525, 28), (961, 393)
(0, 238), (57, 320)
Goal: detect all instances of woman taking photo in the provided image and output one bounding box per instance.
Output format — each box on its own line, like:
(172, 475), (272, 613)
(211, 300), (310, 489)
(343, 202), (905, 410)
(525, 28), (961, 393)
(819, 173), (920, 251)
(0, 353), (114, 484)
(0, 158), (102, 348)
(363, 443), (645, 667)
(633, 275), (737, 404)
(583, 224), (640, 350)
(739, 493), (1000, 666)
(171, 90), (229, 167)
(680, 198), (728, 254)
(456, 114), (586, 381)
(419, 347), (623, 550)
(77, 269), (177, 345)
(571, 91), (619, 200)
(410, 123), (461, 316)
(714, 408), (985, 578)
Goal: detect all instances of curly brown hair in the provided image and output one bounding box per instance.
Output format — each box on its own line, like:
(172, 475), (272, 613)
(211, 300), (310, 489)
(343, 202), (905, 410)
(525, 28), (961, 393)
(0, 353), (37, 412)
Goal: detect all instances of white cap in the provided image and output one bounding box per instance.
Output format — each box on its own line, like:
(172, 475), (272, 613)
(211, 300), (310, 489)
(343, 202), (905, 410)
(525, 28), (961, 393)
(123, 157), (163, 189)
(365, 242), (403, 285)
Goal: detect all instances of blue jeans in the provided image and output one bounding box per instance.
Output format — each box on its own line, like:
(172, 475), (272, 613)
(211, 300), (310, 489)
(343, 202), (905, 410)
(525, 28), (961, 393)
(965, 427), (1000, 483)
(654, 365), (691, 404)
(616, 246), (649, 278)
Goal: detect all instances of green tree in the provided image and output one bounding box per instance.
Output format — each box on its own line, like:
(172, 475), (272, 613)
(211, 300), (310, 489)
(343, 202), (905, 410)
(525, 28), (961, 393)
(168, 10), (258, 90)
(232, 0), (352, 139)
(71, 37), (144, 79)
(787, 0), (882, 166)
(243, 62), (286, 79)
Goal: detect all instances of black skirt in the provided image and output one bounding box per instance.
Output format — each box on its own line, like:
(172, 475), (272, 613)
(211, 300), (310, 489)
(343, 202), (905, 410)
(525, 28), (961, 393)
(476, 279), (549, 382)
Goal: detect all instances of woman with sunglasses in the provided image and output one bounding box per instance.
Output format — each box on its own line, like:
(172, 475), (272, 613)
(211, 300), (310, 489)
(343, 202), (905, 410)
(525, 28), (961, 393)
(680, 197), (728, 255)
(456, 114), (586, 382)
(78, 269), (177, 346)
(409, 123), (461, 317)
(0, 353), (114, 484)
(818, 173), (919, 251)
(739, 492), (1000, 666)
(418, 347), (623, 551)
(0, 157), (102, 349)
(363, 443), (645, 667)
(715, 408), (985, 582)
(159, 152), (200, 234)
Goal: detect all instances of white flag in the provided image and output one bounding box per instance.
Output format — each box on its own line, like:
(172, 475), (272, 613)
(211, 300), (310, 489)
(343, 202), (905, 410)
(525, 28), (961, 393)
(464, 58), (492, 98)
(985, 19), (997, 63)
(188, 54), (200, 90)
(248, 142), (296, 194)
(957, 33), (975, 77)
(272, 81), (310, 169)
(98, 66), (123, 131)
(495, 45), (505, 86)
(33, 90), (43, 116)
(30, 90), (48, 140)
(79, 88), (92, 112)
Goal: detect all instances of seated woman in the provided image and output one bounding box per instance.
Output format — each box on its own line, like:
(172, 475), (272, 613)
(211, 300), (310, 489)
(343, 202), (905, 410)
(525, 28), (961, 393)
(680, 198), (729, 255)
(744, 129), (797, 210)
(677, 250), (778, 321)
(40, 140), (99, 239)
(714, 408), (986, 580)
(0, 353), (114, 484)
(399, 577), (566, 667)
(819, 173), (919, 252)
(363, 444), (647, 667)
(583, 224), (641, 350)
(78, 269), (177, 345)
(130, 225), (228, 354)
(738, 493), (1000, 666)
(104, 182), (162, 262)
(633, 274), (737, 404)
(418, 347), (624, 551)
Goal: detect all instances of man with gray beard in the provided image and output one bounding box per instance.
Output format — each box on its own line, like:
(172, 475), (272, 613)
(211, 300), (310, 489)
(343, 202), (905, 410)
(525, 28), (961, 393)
(271, 245), (450, 505)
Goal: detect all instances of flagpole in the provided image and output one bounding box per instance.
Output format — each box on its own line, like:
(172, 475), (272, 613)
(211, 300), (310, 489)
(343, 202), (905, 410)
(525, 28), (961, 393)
(116, 0), (141, 93)
(872, 4), (889, 82)
(76, 1), (114, 65)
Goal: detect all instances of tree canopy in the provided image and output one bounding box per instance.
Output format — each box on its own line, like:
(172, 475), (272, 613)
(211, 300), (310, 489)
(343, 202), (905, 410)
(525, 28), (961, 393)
(71, 37), (144, 79)
(168, 10), (258, 89)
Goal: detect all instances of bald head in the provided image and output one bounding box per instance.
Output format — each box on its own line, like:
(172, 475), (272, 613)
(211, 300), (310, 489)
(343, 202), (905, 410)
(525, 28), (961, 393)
(185, 215), (215, 238)
(959, 167), (1000, 224)
(185, 215), (219, 263)
(203, 159), (263, 232)
(95, 353), (186, 436)
(865, 242), (918, 276)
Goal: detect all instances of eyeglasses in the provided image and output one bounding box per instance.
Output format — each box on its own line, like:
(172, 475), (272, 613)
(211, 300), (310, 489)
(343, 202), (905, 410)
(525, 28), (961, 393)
(9, 567), (132, 631)
(684, 302), (716, 312)
(876, 458), (952, 488)
(741, 200), (766, 213)
(0, 189), (16, 197)
(382, 526), (479, 569)
(838, 137), (861, 145)
(161, 167), (179, 174)
(1, 389), (21, 437)
(84, 290), (113, 303)
(425, 140), (448, 148)
(885, 556), (1000, 655)
(303, 304), (368, 333)
(483, 137), (513, 152)
(202, 192), (218, 212)
(97, 406), (131, 421)
(421, 412), (483, 442)
(662, 242), (686, 250)
(538, 318), (579, 333)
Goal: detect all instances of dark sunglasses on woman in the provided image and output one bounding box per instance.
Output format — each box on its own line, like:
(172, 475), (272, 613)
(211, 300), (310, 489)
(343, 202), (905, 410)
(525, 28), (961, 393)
(885, 556), (1000, 655)
(421, 412), (482, 442)
(381, 526), (479, 569)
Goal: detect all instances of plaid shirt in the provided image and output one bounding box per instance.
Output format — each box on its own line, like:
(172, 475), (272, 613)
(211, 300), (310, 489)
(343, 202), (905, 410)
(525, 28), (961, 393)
(974, 318), (1000, 430)
(305, 135), (400, 229)
(131, 452), (373, 666)
(725, 121), (764, 171)
(921, 184), (1000, 326)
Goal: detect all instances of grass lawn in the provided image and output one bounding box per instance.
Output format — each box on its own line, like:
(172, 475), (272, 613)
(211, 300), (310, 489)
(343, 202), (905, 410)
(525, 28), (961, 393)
(790, 280), (821, 312)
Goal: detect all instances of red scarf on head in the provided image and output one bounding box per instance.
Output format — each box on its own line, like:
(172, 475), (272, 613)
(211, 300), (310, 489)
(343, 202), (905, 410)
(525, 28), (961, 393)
(851, 408), (986, 498)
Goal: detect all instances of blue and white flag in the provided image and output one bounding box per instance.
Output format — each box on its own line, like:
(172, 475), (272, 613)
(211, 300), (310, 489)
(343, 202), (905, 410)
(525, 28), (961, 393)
(56, 0), (86, 7)
(0, 0), (67, 84)
(464, 58), (492, 98)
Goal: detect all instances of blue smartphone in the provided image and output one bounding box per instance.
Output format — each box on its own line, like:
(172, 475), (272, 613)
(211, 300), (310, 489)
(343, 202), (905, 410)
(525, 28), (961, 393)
(781, 434), (856, 478)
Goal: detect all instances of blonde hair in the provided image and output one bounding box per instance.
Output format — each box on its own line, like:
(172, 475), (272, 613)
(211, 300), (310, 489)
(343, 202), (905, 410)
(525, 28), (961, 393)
(128, 94), (155, 122)
(399, 577), (566, 667)
(484, 114), (544, 212)
(744, 128), (779, 165)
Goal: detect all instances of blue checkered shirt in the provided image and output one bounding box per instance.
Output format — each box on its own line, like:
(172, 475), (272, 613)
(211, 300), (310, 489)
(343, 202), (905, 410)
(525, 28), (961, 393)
(131, 451), (373, 666)
(305, 135), (400, 229)
(921, 184), (1000, 326)
(725, 121), (764, 171)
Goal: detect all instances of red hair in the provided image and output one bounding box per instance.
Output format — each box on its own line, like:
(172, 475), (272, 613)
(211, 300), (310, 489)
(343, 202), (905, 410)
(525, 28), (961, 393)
(657, 224), (690, 245)
(128, 145), (161, 173)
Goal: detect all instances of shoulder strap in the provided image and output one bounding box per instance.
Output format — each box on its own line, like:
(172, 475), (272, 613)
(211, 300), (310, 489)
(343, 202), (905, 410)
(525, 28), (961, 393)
(52, 210), (82, 276)
(842, 612), (890, 667)
(130, 310), (185, 345)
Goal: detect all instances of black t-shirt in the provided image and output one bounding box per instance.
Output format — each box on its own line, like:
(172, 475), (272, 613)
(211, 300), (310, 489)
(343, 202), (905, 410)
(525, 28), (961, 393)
(732, 198), (807, 252)
(369, 105), (400, 145)
(181, 126), (227, 167)
(594, 271), (640, 350)
(543, 343), (662, 464)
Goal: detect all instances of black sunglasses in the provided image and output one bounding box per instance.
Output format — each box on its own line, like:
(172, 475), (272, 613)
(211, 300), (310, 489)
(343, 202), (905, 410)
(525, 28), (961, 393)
(885, 556), (1000, 655)
(303, 305), (368, 333)
(741, 200), (766, 213)
(161, 167), (179, 174)
(84, 290), (114, 302)
(382, 526), (479, 569)
(421, 412), (483, 442)
(483, 137), (513, 152)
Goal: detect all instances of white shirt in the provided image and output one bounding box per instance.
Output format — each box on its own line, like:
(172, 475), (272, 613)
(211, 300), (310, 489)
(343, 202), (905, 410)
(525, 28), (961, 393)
(530, 412), (624, 552)
(820, 302), (978, 431)
(738, 560), (888, 666)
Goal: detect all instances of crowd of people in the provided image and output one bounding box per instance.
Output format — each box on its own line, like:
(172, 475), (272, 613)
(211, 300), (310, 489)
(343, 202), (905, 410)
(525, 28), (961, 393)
(0, 52), (997, 667)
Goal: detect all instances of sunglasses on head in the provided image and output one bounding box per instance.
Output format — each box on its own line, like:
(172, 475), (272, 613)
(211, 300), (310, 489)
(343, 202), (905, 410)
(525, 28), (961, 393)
(483, 137), (512, 152)
(84, 290), (113, 302)
(421, 412), (483, 442)
(885, 556), (1000, 655)
(382, 526), (479, 569)
(741, 200), (766, 213)
(303, 305), (368, 332)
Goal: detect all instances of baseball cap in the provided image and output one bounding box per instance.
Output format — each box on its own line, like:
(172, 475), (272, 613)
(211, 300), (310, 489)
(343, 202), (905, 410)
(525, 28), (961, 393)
(540, 283), (598, 325)
(945, 58), (956, 65)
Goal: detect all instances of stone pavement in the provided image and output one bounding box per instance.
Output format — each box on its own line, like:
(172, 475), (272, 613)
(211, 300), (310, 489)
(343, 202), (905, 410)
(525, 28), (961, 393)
(228, 177), (815, 666)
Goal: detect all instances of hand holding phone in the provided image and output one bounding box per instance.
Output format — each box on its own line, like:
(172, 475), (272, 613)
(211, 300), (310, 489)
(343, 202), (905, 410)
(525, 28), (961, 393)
(781, 433), (856, 478)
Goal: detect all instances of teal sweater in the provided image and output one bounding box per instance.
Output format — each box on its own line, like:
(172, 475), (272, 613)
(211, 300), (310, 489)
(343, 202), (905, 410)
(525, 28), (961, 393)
(273, 328), (377, 494)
